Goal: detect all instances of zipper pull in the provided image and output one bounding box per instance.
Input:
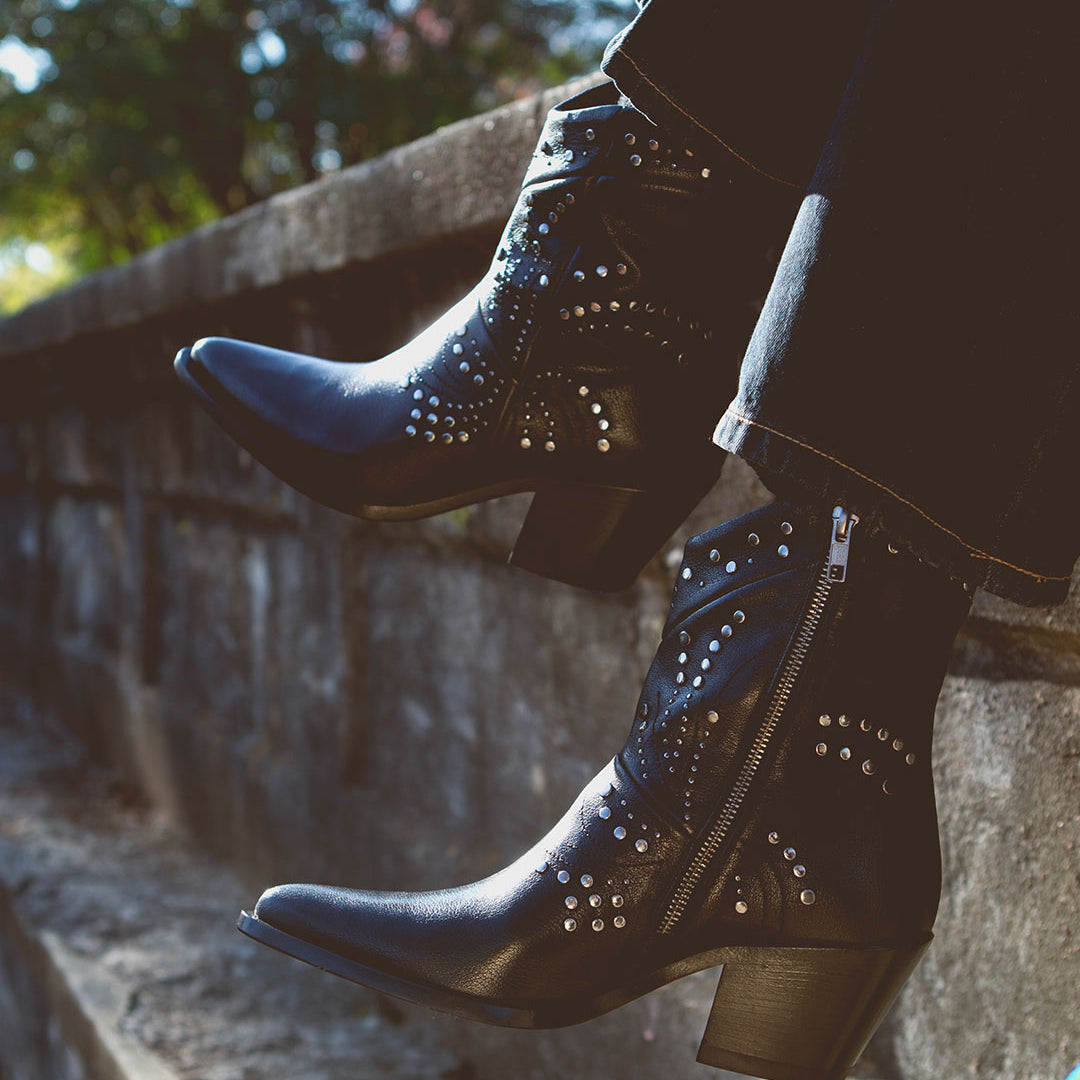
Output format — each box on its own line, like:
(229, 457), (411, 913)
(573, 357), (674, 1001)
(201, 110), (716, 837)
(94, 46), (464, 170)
(828, 505), (859, 582)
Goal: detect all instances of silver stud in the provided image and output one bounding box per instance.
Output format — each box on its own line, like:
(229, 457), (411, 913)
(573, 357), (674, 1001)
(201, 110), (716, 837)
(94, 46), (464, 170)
(800, 889), (816, 906)
(882, 780), (894, 795)
(598, 419), (610, 431)
(906, 753), (916, 765)
(815, 742), (828, 756)
(630, 154), (642, 166)
(578, 385), (590, 398)
(424, 431), (435, 442)
(544, 440), (556, 452)
(538, 223), (549, 235)
(709, 549), (720, 563)
(877, 728), (889, 741)
(585, 128), (596, 141)
(520, 437), (532, 449)
(616, 263), (627, 275)
(588, 894), (602, 908)
(458, 431), (469, 443)
(838, 715), (851, 727)
(596, 265), (608, 277)
(538, 274), (549, 288)
(564, 917), (577, 931)
(573, 270), (585, 282)
(440, 432), (452, 444)
(676, 672), (686, 685)
(574, 305), (585, 316)
(780, 521), (793, 535)
(863, 759), (878, 775)
(405, 425), (417, 437)
(726, 560), (737, 573)
(692, 676), (703, 688)
(706, 711), (719, 724)
(860, 719), (872, 732)
(840, 747), (851, 761)
(557, 870), (570, 884)
(708, 640), (721, 653)
(413, 389), (424, 400)
(452, 343), (463, 355)
(611, 894), (624, 908)
(733, 610), (745, 623)
(748, 532), (760, 546)
(624, 132), (636, 145)
(819, 714), (832, 727)
(580, 874), (593, 887)
(635, 839), (648, 853)
(735, 901), (748, 914)
(535, 861), (548, 874)
(648, 138), (659, 151)
(783, 847), (796, 861)
(721, 624), (733, 638)
(768, 832), (780, 844)
(892, 739), (904, 752)
(701, 167), (711, 178)
(887, 543), (899, 554)
(778, 544), (789, 558)
(681, 569), (692, 581)
(458, 361), (470, 373)
(565, 895), (578, 909)
(590, 402), (602, 414)
(793, 864), (806, 878)
(678, 631), (691, 645)
(589, 301), (602, 312)
(598, 806), (611, 820)
(473, 374), (484, 386)
(592, 918), (604, 931)
(614, 826), (627, 840)
(613, 915), (626, 928)
(559, 308), (570, 320)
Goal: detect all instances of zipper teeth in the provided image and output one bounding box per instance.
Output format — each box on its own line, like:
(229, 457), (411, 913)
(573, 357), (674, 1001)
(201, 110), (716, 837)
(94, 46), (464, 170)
(657, 560), (835, 935)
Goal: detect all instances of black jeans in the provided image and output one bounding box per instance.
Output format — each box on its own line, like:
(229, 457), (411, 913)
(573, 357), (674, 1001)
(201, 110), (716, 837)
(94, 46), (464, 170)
(603, 0), (1079, 606)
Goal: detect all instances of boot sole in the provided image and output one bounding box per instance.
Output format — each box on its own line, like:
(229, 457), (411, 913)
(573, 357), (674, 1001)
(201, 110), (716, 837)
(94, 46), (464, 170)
(174, 346), (722, 590)
(237, 910), (929, 1079)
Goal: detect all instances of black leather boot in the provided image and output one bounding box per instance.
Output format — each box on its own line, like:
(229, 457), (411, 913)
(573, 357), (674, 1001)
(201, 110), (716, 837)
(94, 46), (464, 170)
(238, 501), (972, 1079)
(174, 82), (799, 590)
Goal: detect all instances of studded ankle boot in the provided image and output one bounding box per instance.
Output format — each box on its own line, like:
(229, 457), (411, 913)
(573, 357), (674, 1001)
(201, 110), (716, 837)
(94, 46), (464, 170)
(237, 501), (972, 1079)
(174, 82), (800, 590)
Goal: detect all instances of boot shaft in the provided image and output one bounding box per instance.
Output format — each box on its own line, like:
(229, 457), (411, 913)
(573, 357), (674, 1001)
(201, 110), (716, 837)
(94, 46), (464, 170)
(621, 502), (972, 949)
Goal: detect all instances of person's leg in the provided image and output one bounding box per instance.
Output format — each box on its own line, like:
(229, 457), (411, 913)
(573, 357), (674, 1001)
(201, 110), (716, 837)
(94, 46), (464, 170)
(699, 0), (1076, 605)
(602, 0), (876, 190)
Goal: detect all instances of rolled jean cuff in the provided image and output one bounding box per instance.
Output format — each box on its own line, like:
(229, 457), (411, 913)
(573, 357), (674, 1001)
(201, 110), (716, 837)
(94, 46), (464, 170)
(713, 409), (1075, 607)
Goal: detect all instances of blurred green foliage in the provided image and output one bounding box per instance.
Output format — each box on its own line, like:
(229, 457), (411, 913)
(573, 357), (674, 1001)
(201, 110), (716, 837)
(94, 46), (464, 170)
(0, 0), (625, 312)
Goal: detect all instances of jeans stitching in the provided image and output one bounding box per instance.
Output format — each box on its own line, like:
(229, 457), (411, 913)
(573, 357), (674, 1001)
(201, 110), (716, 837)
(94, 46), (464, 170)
(611, 49), (803, 190)
(720, 410), (1072, 583)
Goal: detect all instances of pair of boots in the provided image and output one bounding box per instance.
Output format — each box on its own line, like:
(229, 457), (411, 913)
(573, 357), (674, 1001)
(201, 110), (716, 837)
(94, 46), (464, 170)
(174, 84), (971, 1080)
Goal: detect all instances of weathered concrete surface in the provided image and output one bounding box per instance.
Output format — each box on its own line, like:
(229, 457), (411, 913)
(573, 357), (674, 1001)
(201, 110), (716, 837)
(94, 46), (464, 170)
(0, 73), (1077, 1080)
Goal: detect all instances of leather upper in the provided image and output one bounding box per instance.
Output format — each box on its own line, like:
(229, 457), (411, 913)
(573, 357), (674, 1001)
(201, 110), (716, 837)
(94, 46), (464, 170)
(253, 501), (972, 1011)
(178, 82), (799, 516)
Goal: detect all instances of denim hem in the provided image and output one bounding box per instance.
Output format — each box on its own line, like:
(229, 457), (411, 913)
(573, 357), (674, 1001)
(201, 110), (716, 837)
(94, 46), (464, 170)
(713, 410), (1074, 608)
(600, 45), (803, 190)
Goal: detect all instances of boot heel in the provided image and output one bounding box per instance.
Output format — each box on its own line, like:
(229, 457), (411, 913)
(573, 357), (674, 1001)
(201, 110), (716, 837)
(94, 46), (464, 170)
(696, 942), (930, 1080)
(510, 465), (721, 591)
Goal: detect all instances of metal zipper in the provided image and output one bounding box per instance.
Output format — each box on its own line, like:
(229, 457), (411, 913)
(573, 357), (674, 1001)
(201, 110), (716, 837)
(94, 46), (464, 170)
(658, 506), (858, 935)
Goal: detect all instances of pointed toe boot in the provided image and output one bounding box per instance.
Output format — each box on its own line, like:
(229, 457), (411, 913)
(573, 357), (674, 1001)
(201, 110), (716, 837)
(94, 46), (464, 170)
(238, 501), (971, 1079)
(174, 82), (799, 590)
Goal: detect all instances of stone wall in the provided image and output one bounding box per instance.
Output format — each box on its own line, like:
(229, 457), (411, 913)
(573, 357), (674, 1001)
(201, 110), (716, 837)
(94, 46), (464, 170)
(1, 76), (1077, 1080)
